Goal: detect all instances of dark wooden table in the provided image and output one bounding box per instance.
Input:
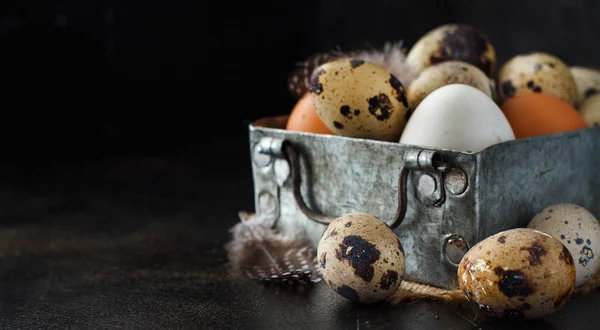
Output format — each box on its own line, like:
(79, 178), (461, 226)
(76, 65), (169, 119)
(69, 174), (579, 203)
(0, 139), (598, 329)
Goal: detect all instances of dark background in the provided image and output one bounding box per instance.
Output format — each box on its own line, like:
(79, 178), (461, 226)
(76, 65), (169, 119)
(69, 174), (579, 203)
(1, 2), (599, 328)
(0, 0), (599, 160)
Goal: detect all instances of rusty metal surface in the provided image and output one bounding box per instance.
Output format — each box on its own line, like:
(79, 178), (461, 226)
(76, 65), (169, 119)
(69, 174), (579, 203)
(248, 116), (600, 290)
(249, 117), (476, 289)
(283, 142), (411, 229)
(477, 127), (600, 238)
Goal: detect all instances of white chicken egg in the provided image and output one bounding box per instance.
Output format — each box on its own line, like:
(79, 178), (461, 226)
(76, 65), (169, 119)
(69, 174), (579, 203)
(528, 203), (600, 287)
(399, 84), (515, 153)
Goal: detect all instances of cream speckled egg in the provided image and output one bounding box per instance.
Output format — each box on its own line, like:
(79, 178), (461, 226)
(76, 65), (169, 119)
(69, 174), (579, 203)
(528, 203), (600, 287)
(406, 23), (496, 77)
(498, 52), (577, 105)
(579, 93), (600, 126)
(458, 228), (576, 320)
(317, 213), (405, 304)
(308, 58), (410, 141)
(407, 61), (493, 109)
(570, 66), (600, 106)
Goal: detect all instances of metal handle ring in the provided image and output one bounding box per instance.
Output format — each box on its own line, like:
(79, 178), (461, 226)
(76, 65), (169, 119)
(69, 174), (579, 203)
(282, 142), (409, 230)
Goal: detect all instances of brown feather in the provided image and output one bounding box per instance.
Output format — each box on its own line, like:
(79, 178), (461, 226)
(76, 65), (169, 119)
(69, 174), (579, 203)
(225, 212), (321, 284)
(287, 52), (341, 99)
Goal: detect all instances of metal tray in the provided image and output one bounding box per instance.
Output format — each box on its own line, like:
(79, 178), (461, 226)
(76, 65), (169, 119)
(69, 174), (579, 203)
(247, 115), (600, 289)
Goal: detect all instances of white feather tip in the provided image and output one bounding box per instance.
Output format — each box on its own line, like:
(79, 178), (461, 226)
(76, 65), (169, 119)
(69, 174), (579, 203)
(349, 41), (419, 87)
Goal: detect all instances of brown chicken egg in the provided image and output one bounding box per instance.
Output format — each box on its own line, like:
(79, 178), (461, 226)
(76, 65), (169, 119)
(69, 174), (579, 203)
(458, 228), (576, 320)
(498, 52), (577, 105)
(407, 61), (493, 109)
(569, 66), (600, 106)
(317, 213), (405, 304)
(406, 23), (496, 77)
(309, 58), (410, 142)
(286, 93), (334, 135)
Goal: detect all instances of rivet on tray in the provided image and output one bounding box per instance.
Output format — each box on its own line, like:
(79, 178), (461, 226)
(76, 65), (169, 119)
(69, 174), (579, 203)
(253, 143), (272, 167)
(444, 168), (468, 195)
(258, 191), (278, 214)
(442, 234), (470, 267)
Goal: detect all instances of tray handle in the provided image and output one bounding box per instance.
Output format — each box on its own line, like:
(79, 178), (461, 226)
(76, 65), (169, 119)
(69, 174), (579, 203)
(277, 140), (445, 230)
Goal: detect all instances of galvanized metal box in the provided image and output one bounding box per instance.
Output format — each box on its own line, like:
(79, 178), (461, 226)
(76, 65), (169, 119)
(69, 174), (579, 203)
(247, 115), (600, 290)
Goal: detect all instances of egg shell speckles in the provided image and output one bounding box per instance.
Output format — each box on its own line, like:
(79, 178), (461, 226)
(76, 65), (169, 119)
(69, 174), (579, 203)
(308, 58), (410, 142)
(579, 93), (600, 127)
(498, 52), (577, 105)
(317, 213), (405, 304)
(406, 23), (496, 77)
(458, 228), (576, 320)
(569, 66), (600, 106)
(407, 61), (493, 109)
(528, 204), (600, 287)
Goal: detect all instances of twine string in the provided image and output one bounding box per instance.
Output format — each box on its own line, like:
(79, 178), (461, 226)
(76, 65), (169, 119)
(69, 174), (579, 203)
(388, 270), (600, 305)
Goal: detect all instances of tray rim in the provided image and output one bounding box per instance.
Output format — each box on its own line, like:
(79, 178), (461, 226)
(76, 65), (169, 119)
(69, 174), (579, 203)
(249, 115), (600, 156)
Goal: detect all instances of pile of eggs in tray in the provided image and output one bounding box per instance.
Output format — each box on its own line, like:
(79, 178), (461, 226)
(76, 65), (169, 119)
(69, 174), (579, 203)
(285, 23), (599, 154)
(282, 23), (600, 321)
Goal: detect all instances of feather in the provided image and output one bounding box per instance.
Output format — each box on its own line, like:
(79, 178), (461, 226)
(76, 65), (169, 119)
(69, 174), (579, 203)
(225, 211), (321, 285)
(287, 52), (341, 99)
(286, 41), (418, 100)
(348, 41), (419, 87)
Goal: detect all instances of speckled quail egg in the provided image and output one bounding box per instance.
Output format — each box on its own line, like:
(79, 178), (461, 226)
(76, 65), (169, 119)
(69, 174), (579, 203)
(407, 61), (493, 109)
(498, 52), (577, 105)
(317, 213), (405, 304)
(458, 228), (576, 320)
(579, 93), (600, 126)
(308, 58), (410, 142)
(528, 203), (600, 287)
(406, 23), (496, 77)
(570, 66), (600, 106)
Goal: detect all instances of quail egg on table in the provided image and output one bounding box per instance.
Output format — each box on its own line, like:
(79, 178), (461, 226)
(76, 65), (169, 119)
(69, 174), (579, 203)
(317, 213), (405, 304)
(498, 52), (577, 105)
(458, 228), (576, 320)
(308, 58), (411, 142)
(528, 203), (600, 287)
(579, 93), (600, 126)
(407, 60), (493, 109)
(406, 23), (496, 77)
(569, 66), (600, 106)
